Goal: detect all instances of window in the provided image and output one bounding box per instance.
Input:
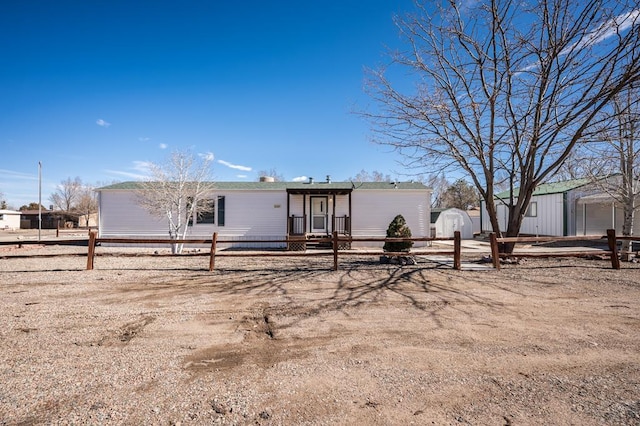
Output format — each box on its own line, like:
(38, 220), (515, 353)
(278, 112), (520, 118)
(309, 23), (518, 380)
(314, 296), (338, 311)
(217, 196), (225, 226)
(188, 196), (225, 226)
(525, 201), (537, 217)
(198, 199), (215, 224)
(0, 214), (4, 220)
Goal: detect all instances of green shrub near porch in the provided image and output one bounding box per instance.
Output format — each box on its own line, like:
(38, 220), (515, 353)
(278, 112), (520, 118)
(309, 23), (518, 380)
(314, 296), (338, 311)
(383, 214), (413, 253)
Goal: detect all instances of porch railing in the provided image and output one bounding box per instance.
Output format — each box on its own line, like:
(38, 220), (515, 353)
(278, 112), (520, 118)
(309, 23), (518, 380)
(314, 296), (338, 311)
(288, 215), (306, 235)
(333, 215), (351, 235)
(288, 215), (351, 235)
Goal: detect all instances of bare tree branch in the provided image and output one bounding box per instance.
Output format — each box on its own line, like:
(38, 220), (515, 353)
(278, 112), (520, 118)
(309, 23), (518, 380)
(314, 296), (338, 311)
(363, 0), (640, 251)
(136, 150), (214, 254)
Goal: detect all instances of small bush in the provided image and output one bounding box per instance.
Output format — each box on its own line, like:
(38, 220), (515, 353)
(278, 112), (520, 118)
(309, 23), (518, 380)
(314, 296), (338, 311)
(383, 214), (413, 253)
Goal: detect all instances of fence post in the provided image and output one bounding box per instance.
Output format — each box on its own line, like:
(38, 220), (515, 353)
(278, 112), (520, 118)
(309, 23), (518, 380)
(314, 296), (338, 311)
(607, 229), (620, 270)
(489, 233), (500, 270)
(86, 230), (97, 270)
(453, 231), (461, 270)
(209, 232), (218, 272)
(332, 231), (339, 271)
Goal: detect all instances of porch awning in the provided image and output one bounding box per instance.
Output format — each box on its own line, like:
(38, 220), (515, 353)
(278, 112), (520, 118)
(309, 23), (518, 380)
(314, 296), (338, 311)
(286, 183), (353, 195)
(576, 193), (618, 204)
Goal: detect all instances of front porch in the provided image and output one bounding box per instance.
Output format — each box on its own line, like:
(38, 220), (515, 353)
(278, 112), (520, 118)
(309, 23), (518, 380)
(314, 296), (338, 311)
(285, 184), (353, 250)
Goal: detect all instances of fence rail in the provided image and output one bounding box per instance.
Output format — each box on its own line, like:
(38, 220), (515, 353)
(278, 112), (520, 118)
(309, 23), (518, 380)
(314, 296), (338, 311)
(4, 230), (638, 271)
(86, 231), (462, 271)
(489, 229), (640, 270)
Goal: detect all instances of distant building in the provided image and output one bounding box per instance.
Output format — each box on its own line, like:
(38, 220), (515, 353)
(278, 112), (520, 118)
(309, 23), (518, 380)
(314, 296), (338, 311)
(480, 177), (639, 236)
(19, 210), (79, 229)
(0, 209), (21, 230)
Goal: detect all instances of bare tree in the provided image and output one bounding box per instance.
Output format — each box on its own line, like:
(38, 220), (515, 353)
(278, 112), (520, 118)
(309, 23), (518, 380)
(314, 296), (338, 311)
(256, 169), (285, 181)
(422, 173), (449, 208)
(50, 177), (83, 211)
(75, 185), (98, 227)
(365, 0), (640, 251)
(136, 151), (214, 254)
(349, 169), (392, 182)
(578, 85), (640, 257)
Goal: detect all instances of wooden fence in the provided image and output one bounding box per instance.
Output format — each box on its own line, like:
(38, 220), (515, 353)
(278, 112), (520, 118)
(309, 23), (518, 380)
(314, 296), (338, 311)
(86, 231), (462, 271)
(489, 229), (640, 270)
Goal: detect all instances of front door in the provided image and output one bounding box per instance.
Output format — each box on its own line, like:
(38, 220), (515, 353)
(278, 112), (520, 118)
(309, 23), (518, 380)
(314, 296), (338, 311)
(310, 196), (328, 233)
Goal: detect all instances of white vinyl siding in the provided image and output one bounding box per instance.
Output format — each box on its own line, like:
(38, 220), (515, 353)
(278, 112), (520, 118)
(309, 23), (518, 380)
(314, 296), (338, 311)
(519, 194), (564, 236)
(98, 191), (168, 237)
(351, 190), (429, 247)
(0, 210), (21, 230)
(482, 194), (565, 236)
(97, 186), (431, 248)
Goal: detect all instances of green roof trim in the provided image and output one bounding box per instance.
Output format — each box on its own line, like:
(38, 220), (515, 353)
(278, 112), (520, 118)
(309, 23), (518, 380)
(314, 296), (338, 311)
(495, 178), (591, 199)
(97, 181), (430, 191)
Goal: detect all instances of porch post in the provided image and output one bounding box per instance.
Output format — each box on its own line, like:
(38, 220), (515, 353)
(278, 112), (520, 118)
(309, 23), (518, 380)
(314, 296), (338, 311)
(348, 192), (352, 234)
(286, 192), (290, 234)
(332, 193), (336, 233)
(303, 195), (307, 234)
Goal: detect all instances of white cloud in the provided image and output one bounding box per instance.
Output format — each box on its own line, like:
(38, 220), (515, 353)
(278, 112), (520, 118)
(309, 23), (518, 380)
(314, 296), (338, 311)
(132, 161), (153, 173)
(574, 10), (640, 50)
(104, 169), (148, 180)
(218, 159), (252, 172)
(292, 176), (308, 182)
(104, 161), (153, 180)
(96, 119), (111, 128)
(159, 143), (168, 150)
(236, 174), (248, 179)
(199, 152), (215, 161)
(138, 137), (150, 142)
(0, 169), (37, 180)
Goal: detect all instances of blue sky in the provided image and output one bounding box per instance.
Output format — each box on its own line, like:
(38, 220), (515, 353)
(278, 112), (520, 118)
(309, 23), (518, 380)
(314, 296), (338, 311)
(0, 0), (417, 208)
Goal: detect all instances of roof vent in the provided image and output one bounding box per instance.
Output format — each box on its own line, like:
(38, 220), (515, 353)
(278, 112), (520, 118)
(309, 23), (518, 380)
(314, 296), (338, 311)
(260, 176), (275, 182)
(309, 177), (314, 184)
(326, 175), (331, 183)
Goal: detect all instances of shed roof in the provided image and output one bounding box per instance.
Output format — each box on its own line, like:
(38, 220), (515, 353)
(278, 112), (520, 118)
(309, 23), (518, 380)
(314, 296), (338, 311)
(430, 207), (471, 223)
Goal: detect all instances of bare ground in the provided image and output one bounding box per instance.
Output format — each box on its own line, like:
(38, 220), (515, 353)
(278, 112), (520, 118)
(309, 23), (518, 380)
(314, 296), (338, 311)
(1, 245), (639, 425)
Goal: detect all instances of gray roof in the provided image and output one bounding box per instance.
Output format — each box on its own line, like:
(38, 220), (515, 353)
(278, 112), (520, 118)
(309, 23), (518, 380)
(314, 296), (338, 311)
(97, 181), (431, 192)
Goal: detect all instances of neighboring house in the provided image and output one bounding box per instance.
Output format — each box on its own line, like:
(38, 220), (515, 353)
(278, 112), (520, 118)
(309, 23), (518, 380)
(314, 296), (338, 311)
(19, 210), (79, 229)
(466, 207), (482, 235)
(0, 209), (21, 230)
(96, 178), (432, 248)
(430, 208), (474, 239)
(480, 177), (639, 236)
(77, 212), (98, 228)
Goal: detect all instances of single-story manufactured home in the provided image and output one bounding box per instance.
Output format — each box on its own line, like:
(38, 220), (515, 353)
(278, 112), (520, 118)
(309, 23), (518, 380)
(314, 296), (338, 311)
(0, 209), (21, 230)
(96, 179), (432, 248)
(480, 177), (639, 237)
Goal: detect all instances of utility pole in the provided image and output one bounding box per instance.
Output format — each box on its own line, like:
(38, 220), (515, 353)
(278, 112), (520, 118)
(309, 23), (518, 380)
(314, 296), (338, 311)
(38, 161), (42, 242)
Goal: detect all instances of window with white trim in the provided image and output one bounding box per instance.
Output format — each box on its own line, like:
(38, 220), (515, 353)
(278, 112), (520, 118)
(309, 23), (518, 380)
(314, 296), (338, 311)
(188, 196), (225, 226)
(525, 201), (537, 217)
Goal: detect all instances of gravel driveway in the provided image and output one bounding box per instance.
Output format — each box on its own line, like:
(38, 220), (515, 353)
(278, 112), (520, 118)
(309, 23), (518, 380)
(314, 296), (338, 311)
(1, 245), (639, 425)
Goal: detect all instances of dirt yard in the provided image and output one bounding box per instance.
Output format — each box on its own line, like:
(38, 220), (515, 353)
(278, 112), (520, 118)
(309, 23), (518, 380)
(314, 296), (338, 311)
(1, 245), (639, 425)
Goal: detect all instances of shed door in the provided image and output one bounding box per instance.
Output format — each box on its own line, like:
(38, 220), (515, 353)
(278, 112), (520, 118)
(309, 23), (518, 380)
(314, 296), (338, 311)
(443, 213), (461, 237)
(311, 196), (328, 233)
